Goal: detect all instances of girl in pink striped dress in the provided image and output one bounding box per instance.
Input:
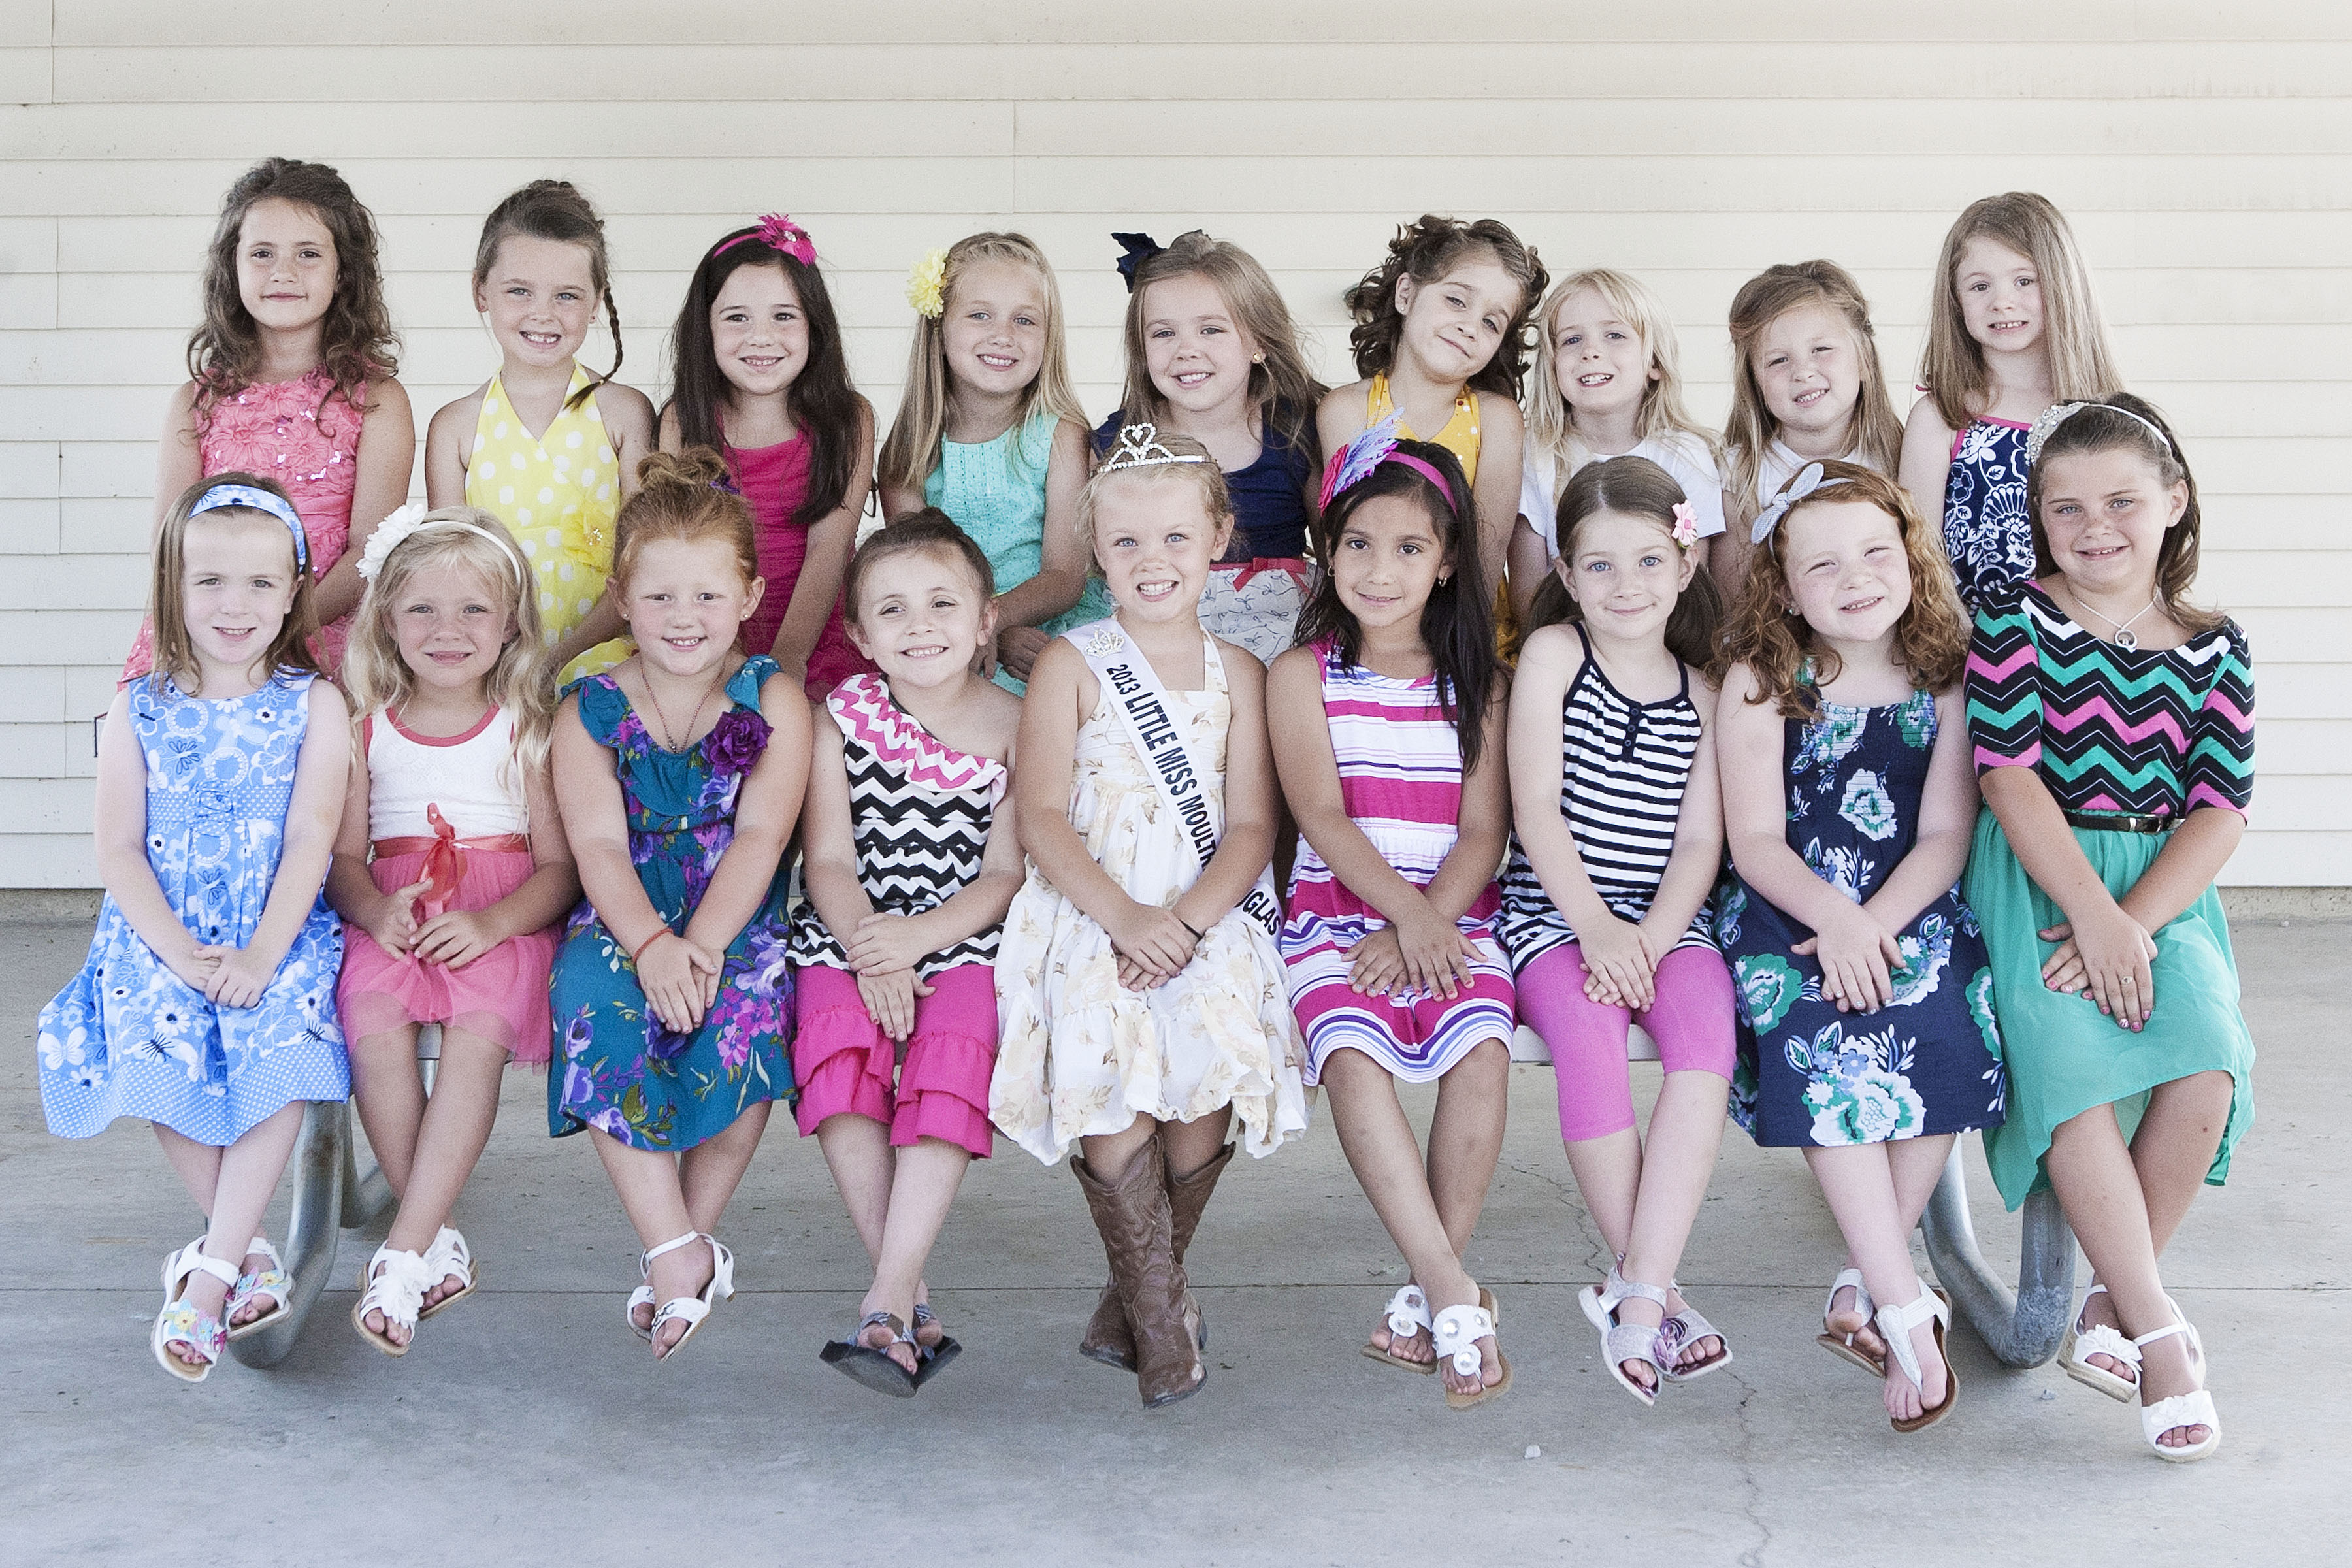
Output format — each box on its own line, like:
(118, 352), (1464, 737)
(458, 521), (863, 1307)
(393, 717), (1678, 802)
(1270, 423), (1514, 1409)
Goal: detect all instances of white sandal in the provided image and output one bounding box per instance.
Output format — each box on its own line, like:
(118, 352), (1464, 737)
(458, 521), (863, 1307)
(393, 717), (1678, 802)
(1580, 1267), (1669, 1408)
(152, 1239), (238, 1384)
(1658, 1276), (1734, 1382)
(1816, 1267), (1884, 1377)
(417, 1227), (477, 1320)
(1875, 1277), (1958, 1433)
(351, 1243), (433, 1358)
(2134, 1311), (2220, 1462)
(2059, 1283), (2140, 1402)
(1360, 1284), (1437, 1375)
(1431, 1288), (1511, 1411)
(644, 1231), (734, 1360)
(225, 1235), (293, 1342)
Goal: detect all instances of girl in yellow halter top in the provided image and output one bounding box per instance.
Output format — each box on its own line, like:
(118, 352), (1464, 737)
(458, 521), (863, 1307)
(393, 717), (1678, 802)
(466, 366), (636, 682)
(1367, 370), (1483, 482)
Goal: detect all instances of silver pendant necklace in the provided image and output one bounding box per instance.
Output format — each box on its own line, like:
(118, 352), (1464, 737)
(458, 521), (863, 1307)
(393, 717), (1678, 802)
(2068, 588), (2162, 652)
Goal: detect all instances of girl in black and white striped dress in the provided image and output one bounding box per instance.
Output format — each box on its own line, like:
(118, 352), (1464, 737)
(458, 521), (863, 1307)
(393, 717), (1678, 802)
(1499, 455), (1738, 1407)
(791, 510), (1026, 1395)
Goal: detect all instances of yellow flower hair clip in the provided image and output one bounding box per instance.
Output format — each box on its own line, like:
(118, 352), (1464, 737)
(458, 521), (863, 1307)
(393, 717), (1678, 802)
(906, 248), (949, 319)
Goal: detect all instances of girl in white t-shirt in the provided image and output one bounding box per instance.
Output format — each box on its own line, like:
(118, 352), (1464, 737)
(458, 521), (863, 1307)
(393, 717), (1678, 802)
(1509, 268), (1729, 623)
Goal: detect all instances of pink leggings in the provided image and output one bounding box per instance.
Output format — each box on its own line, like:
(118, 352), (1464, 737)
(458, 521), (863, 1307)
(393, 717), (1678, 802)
(1517, 943), (1737, 1143)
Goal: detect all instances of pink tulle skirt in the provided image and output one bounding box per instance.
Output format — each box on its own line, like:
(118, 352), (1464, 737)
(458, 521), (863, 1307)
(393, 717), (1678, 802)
(337, 845), (557, 1064)
(791, 962), (997, 1158)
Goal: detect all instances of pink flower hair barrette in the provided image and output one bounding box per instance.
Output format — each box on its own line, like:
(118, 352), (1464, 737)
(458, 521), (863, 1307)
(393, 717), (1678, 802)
(1670, 501), (1700, 549)
(717, 214), (815, 265)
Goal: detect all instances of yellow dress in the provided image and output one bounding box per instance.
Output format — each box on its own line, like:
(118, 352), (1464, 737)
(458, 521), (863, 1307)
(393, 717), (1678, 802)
(1367, 372), (1480, 483)
(466, 365), (634, 683)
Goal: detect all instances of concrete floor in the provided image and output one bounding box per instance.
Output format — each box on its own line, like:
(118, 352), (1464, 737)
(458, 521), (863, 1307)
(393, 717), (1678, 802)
(3, 915), (2344, 1566)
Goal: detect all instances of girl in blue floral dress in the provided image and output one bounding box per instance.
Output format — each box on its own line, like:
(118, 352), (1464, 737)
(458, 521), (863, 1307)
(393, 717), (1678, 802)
(1713, 461), (2001, 1434)
(39, 475), (352, 1384)
(548, 449), (812, 1360)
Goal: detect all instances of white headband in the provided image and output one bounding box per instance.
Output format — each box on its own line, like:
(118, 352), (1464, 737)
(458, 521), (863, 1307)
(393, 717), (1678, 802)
(2025, 400), (2174, 466)
(356, 503), (528, 591)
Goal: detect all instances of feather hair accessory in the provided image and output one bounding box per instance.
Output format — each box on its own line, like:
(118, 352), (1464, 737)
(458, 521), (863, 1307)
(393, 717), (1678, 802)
(1317, 412), (1405, 512)
(1101, 422), (1207, 472)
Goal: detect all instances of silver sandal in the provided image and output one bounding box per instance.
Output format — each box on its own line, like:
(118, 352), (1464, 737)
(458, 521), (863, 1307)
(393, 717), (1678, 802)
(1580, 1266), (1670, 1407)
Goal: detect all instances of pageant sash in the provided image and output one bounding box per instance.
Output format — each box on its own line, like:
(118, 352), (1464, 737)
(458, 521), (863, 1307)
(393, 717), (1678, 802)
(1066, 618), (1281, 937)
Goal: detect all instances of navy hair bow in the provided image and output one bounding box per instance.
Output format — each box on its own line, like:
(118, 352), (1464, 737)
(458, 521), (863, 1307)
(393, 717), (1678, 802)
(1112, 232), (1164, 293)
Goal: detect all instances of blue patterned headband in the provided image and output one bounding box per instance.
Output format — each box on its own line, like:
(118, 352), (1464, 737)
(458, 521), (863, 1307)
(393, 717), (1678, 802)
(189, 482), (308, 572)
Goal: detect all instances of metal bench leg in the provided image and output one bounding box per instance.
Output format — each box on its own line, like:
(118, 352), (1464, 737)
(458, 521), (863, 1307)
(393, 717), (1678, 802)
(1918, 1137), (2076, 1367)
(229, 1100), (350, 1369)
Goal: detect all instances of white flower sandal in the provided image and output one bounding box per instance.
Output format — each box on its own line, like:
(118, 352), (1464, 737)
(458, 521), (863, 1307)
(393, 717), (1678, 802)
(2134, 1311), (2220, 1463)
(1815, 1267), (1885, 1377)
(417, 1227), (477, 1321)
(1431, 1288), (1511, 1411)
(351, 1243), (433, 1358)
(2059, 1283), (2140, 1402)
(225, 1235), (293, 1342)
(152, 1239), (238, 1384)
(1875, 1277), (1958, 1434)
(1580, 1267), (1669, 1408)
(1360, 1283), (1437, 1375)
(645, 1231), (734, 1362)
(1658, 1276), (1734, 1382)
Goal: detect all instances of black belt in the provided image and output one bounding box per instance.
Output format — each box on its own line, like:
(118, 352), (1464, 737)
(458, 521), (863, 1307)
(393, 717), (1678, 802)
(2064, 810), (2174, 835)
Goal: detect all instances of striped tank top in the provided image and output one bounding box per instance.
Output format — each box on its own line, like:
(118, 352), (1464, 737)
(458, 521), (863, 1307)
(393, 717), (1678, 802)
(787, 674), (1008, 979)
(1496, 624), (1713, 970)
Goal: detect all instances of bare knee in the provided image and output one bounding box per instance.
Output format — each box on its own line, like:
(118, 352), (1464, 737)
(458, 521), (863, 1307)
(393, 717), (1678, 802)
(2050, 1101), (2125, 1151)
(2152, 1070), (2234, 1117)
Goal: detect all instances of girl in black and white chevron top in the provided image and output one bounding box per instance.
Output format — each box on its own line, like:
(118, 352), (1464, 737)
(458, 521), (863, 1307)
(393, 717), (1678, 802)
(790, 510), (1026, 1396)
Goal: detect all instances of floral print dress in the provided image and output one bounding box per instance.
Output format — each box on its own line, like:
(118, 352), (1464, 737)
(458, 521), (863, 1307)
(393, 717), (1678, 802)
(548, 657), (794, 1149)
(1716, 679), (2005, 1147)
(1940, 417), (2034, 612)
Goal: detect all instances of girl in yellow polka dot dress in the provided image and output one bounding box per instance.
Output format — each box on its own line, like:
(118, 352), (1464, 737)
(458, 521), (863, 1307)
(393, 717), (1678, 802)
(426, 180), (654, 684)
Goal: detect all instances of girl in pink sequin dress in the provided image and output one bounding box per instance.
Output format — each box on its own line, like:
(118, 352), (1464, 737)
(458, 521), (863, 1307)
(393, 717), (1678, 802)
(125, 159), (414, 679)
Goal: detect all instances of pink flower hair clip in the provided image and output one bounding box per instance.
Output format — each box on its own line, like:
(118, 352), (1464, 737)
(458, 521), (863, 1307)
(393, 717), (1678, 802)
(1670, 501), (1700, 549)
(717, 214), (815, 266)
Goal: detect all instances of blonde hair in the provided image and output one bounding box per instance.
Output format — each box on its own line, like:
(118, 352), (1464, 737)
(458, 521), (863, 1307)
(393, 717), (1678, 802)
(342, 506), (553, 781)
(145, 471), (319, 694)
(877, 233), (1087, 494)
(1722, 261), (1904, 515)
(1717, 462), (1970, 718)
(1119, 231), (1326, 466)
(1526, 267), (1719, 478)
(1073, 431), (1233, 571)
(1919, 192), (2120, 429)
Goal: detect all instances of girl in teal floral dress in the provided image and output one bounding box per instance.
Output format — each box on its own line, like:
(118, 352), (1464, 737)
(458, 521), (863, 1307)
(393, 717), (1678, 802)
(1714, 461), (1999, 1434)
(549, 449), (812, 1359)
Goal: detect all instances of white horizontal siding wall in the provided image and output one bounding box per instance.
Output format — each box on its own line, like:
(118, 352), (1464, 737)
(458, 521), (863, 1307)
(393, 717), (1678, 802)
(2, 1), (2345, 884)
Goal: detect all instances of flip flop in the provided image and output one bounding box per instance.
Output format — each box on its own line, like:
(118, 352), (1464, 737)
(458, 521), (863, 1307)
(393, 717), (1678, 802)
(1360, 1284), (1437, 1375)
(821, 1311), (919, 1398)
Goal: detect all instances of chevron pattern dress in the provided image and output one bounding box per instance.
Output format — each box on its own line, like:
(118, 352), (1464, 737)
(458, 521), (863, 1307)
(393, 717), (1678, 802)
(1962, 584), (2257, 1207)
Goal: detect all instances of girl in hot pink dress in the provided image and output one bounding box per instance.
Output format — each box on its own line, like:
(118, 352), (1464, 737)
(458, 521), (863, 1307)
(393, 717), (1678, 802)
(659, 216), (875, 699)
(125, 158), (414, 679)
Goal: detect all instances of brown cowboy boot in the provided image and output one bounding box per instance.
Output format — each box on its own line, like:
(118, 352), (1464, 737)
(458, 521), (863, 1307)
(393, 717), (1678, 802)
(1079, 1141), (1233, 1370)
(1071, 1135), (1205, 1407)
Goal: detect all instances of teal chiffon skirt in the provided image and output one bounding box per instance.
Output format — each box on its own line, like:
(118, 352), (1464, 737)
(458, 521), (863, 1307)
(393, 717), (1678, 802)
(1964, 807), (2255, 1210)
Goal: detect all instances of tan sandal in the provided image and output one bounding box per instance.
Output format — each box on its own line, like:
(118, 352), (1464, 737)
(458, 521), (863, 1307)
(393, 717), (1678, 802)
(1361, 1284), (1437, 1375)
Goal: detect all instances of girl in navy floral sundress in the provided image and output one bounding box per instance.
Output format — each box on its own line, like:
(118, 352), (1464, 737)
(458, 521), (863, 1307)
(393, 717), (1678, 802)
(1898, 192), (2121, 610)
(39, 474), (351, 1384)
(1714, 461), (1999, 1435)
(548, 448), (812, 1360)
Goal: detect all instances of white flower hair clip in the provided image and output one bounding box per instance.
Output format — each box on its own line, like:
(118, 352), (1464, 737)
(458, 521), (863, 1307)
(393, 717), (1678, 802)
(1670, 500), (1700, 549)
(1750, 462), (1827, 544)
(356, 502), (527, 591)
(1101, 422), (1207, 473)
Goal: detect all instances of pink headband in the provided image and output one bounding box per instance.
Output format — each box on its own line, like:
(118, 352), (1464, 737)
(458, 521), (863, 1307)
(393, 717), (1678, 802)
(714, 214), (815, 266)
(1317, 413), (1458, 512)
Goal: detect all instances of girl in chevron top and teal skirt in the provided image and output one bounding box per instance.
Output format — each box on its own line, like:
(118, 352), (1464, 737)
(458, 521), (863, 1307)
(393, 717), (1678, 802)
(1965, 395), (2252, 1463)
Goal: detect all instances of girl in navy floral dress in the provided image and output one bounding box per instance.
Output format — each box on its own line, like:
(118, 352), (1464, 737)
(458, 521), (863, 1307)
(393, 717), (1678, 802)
(549, 449), (811, 1359)
(1714, 461), (2000, 1435)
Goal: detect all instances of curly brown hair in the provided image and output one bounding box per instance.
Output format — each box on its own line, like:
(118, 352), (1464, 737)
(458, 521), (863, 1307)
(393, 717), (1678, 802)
(1717, 461), (1969, 718)
(1343, 216), (1546, 400)
(188, 159), (399, 427)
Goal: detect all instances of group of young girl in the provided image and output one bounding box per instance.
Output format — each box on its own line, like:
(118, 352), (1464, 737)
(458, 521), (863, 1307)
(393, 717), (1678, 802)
(37, 160), (2254, 1465)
